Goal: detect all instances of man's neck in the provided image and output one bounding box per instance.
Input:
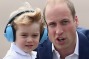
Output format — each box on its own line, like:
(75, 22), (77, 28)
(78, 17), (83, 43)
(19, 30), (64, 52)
(56, 42), (76, 58)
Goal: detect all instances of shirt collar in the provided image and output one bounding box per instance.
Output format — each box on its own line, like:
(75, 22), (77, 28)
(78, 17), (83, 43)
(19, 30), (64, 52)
(10, 42), (37, 56)
(52, 31), (79, 55)
(74, 32), (79, 55)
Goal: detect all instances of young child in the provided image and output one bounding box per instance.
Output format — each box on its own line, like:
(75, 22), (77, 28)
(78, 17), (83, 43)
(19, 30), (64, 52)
(3, 3), (43, 59)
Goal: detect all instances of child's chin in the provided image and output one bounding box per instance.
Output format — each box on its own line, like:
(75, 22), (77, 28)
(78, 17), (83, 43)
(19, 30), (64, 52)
(24, 50), (32, 53)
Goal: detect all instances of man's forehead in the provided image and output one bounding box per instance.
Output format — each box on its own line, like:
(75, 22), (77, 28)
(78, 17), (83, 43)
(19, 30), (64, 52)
(46, 0), (67, 11)
(47, 0), (65, 5)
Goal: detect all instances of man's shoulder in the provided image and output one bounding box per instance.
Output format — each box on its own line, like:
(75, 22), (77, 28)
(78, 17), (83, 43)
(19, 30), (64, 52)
(77, 27), (89, 39)
(77, 27), (89, 49)
(77, 27), (89, 58)
(77, 27), (89, 32)
(39, 37), (52, 47)
(36, 38), (53, 59)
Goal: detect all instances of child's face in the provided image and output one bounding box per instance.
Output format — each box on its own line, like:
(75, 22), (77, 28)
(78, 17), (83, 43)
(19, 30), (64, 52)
(15, 23), (40, 53)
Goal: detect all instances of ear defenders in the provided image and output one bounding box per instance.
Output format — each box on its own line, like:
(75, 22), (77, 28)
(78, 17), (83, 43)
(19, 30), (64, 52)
(4, 10), (34, 42)
(40, 27), (48, 44)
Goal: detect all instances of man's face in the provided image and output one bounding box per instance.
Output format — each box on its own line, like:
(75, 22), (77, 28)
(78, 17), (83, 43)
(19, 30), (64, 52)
(45, 3), (78, 50)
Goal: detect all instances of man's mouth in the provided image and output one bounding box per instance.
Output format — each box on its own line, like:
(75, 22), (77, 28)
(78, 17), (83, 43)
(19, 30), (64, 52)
(55, 37), (66, 45)
(57, 38), (65, 42)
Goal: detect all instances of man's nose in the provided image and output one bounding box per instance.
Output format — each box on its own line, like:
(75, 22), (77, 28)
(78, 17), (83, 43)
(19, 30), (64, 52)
(56, 25), (63, 36)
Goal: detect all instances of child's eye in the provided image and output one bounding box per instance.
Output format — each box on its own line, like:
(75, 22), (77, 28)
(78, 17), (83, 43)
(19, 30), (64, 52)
(32, 35), (38, 37)
(31, 34), (39, 38)
(21, 35), (28, 37)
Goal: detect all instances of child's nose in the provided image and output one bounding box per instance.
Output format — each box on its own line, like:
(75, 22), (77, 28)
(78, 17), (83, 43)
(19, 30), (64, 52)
(27, 37), (33, 43)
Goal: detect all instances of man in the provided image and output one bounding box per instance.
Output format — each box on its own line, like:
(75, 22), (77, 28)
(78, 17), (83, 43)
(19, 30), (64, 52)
(37, 0), (89, 59)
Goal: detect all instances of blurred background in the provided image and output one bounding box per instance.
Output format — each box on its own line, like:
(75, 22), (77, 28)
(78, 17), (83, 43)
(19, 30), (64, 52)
(0, 0), (89, 58)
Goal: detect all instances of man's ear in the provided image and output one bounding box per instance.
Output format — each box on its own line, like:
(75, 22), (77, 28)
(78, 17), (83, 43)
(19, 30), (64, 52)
(75, 16), (79, 27)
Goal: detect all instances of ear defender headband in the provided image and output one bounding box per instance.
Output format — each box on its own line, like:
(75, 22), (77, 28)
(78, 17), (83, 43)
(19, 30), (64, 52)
(4, 10), (34, 42)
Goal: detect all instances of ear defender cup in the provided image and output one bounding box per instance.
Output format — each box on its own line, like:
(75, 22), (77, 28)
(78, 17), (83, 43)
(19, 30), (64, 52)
(4, 24), (15, 42)
(40, 28), (48, 44)
(4, 10), (34, 42)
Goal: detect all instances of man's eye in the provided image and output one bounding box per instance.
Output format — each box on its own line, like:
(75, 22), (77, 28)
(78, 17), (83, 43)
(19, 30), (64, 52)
(48, 22), (56, 27)
(61, 20), (69, 25)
